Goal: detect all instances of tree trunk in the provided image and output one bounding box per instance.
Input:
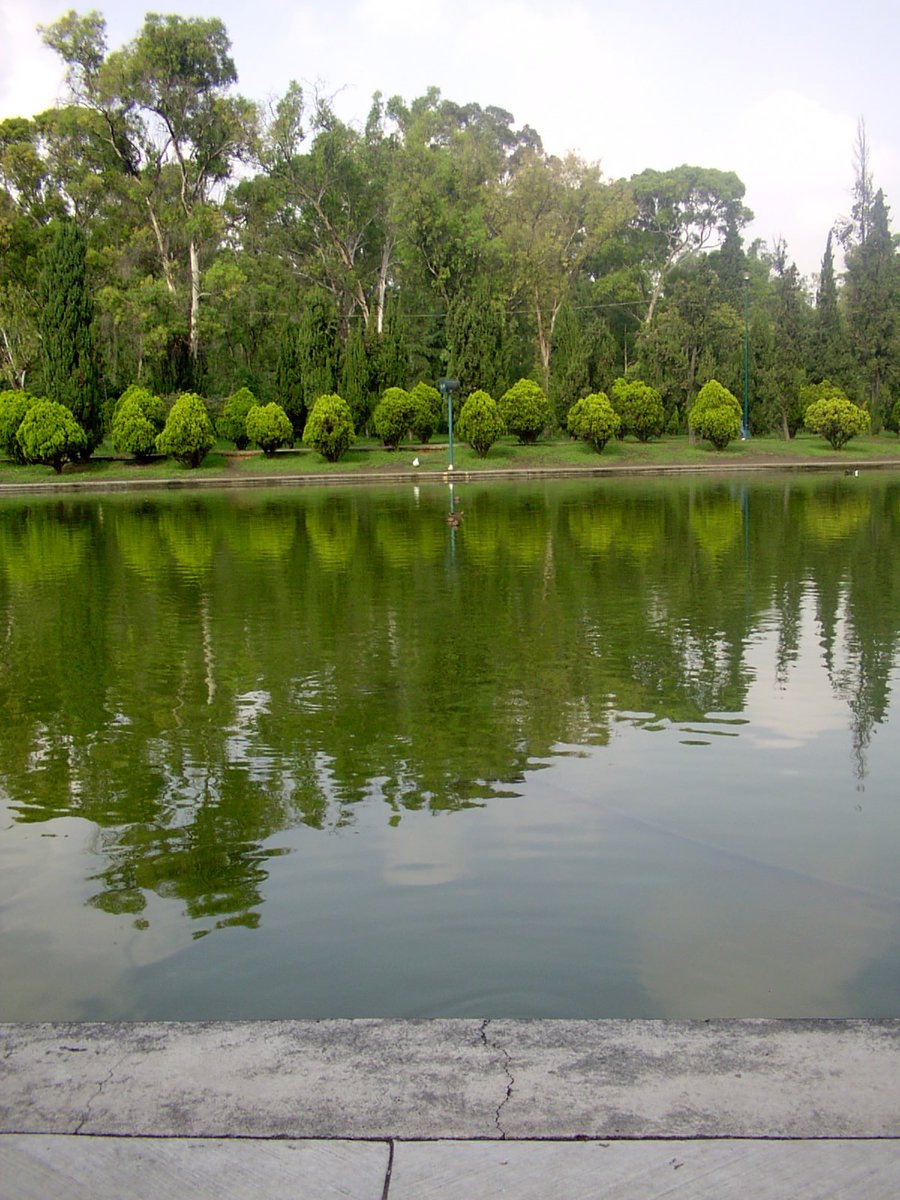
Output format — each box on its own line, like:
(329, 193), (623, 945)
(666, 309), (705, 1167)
(374, 238), (393, 336)
(189, 239), (201, 363)
(146, 200), (176, 295)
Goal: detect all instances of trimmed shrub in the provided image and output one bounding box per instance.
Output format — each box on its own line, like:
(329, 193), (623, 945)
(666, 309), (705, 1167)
(16, 399), (86, 473)
(111, 397), (158, 461)
(689, 380), (742, 450)
(246, 402), (293, 457)
(217, 387), (258, 449)
(0, 390), (36, 462)
(804, 390), (870, 450)
(112, 385), (166, 432)
(498, 378), (551, 444)
(693, 404), (742, 451)
(457, 390), (505, 458)
(565, 396), (588, 439)
(155, 392), (216, 467)
(610, 378), (665, 442)
(303, 393), (355, 462)
(409, 382), (442, 443)
(373, 387), (413, 449)
(568, 392), (620, 453)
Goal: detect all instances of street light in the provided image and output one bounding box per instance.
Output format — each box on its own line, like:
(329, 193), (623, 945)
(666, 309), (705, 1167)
(742, 271), (751, 439)
(438, 378), (460, 471)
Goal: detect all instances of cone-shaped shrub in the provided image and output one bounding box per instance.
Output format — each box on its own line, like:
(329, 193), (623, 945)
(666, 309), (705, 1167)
(155, 392), (215, 467)
(458, 390), (505, 458)
(303, 393), (355, 462)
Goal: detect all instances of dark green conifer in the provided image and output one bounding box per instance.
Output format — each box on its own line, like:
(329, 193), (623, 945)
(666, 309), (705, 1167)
(39, 219), (103, 455)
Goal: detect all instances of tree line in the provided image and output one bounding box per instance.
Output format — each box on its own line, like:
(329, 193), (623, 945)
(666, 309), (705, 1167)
(0, 9), (897, 444)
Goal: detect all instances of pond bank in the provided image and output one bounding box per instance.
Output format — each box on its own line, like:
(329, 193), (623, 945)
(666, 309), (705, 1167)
(2, 1020), (899, 1196)
(2, 455), (900, 497)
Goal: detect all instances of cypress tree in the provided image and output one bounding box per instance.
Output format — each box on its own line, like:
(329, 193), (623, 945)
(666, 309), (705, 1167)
(769, 241), (811, 438)
(296, 292), (341, 412)
(39, 219), (103, 455)
(810, 230), (851, 387)
(371, 294), (409, 394)
(713, 201), (746, 310)
(274, 325), (305, 439)
(446, 280), (509, 397)
(549, 300), (591, 427)
(844, 189), (898, 426)
(340, 324), (372, 432)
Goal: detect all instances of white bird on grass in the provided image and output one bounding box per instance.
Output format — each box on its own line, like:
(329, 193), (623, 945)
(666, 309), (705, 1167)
(412, 456), (420, 467)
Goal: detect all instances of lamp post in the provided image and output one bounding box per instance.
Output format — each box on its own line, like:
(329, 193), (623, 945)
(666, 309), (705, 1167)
(438, 378), (460, 471)
(742, 271), (750, 438)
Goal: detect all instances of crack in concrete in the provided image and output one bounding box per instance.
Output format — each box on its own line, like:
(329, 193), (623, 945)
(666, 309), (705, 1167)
(480, 1020), (514, 1139)
(72, 1054), (125, 1135)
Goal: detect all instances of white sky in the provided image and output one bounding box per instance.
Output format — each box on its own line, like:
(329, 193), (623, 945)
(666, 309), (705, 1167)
(2, 0), (898, 278)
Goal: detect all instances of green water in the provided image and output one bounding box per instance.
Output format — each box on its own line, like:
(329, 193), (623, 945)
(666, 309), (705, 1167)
(1, 474), (899, 1019)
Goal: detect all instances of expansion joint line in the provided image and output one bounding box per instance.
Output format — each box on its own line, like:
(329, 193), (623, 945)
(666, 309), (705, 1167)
(480, 1019), (514, 1139)
(381, 1138), (395, 1200)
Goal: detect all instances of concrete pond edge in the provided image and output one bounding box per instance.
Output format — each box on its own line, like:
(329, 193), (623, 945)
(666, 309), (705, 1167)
(2, 1019), (899, 1142)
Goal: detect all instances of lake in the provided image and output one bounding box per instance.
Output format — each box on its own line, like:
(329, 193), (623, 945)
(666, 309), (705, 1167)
(1, 473), (898, 1019)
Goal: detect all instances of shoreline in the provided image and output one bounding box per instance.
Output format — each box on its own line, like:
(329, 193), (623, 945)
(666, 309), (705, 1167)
(1, 454), (899, 498)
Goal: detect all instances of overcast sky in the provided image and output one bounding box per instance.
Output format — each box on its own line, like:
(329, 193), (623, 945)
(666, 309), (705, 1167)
(2, 0), (898, 278)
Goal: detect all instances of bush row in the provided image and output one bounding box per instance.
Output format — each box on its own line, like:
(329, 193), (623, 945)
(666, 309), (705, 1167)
(0, 377), (888, 472)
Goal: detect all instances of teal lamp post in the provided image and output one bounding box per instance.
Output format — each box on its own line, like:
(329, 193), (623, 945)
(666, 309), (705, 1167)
(438, 378), (460, 471)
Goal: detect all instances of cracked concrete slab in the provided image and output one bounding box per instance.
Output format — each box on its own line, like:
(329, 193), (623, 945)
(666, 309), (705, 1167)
(489, 1019), (900, 1139)
(388, 1139), (900, 1199)
(0, 1136), (388, 1200)
(2, 1020), (899, 1141)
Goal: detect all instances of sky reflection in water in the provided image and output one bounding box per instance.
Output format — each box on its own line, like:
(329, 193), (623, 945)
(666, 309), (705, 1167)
(0, 474), (898, 1019)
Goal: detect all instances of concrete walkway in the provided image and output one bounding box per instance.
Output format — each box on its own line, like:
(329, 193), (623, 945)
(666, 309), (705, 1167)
(2, 1020), (899, 1197)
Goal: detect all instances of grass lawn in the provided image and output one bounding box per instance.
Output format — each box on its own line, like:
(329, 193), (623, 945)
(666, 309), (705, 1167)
(2, 432), (900, 488)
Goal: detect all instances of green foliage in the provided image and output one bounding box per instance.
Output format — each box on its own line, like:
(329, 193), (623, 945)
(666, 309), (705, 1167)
(890, 397), (900, 435)
(803, 388), (870, 449)
(844, 189), (897, 426)
(274, 326), (307, 440)
(457, 390), (505, 458)
(245, 401), (293, 457)
(408, 382), (442, 443)
(498, 378), (552, 444)
(39, 220), (103, 455)
(689, 379), (742, 449)
(217, 387), (258, 449)
(692, 404), (742, 451)
(549, 299), (591, 428)
(566, 396), (588, 438)
(0, 389), (36, 462)
(112, 385), (166, 431)
(610, 377), (665, 441)
(297, 292), (341, 411)
(155, 392), (216, 467)
(373, 387), (413, 449)
(567, 392), (620, 452)
(15, 398), (87, 473)
(446, 280), (510, 398)
(769, 241), (811, 439)
(111, 397), (158, 461)
(303, 393), (355, 462)
(340, 325), (372, 432)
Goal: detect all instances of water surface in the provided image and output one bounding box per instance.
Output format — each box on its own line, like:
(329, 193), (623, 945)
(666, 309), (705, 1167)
(1, 474), (898, 1019)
